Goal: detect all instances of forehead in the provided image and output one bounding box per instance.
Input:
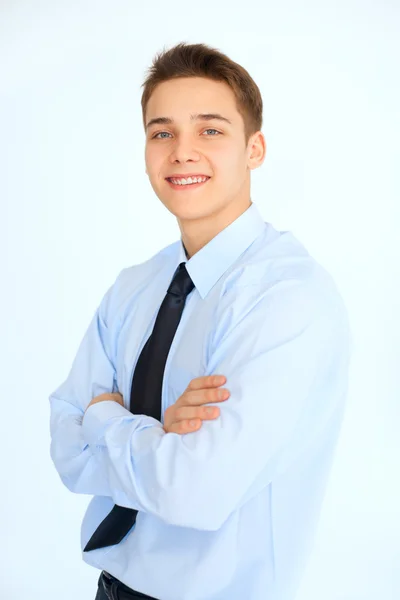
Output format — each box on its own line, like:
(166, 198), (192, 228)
(146, 77), (239, 124)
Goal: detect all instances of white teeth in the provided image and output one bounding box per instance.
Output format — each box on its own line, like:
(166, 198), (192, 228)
(169, 176), (208, 185)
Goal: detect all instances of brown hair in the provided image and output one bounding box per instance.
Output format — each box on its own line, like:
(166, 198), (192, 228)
(140, 42), (263, 146)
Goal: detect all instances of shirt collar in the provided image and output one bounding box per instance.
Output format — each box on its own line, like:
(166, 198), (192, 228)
(174, 202), (266, 299)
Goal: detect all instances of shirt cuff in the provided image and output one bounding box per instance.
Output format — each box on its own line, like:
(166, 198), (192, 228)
(81, 400), (161, 446)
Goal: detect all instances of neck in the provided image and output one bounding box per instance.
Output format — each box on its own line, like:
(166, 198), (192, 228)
(179, 198), (252, 260)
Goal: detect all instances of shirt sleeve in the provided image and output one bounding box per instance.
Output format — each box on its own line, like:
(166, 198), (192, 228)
(48, 270), (161, 496)
(81, 275), (352, 530)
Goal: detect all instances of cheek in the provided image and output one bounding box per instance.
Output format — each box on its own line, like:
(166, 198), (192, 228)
(213, 152), (241, 175)
(144, 147), (154, 164)
(145, 142), (161, 159)
(145, 151), (163, 176)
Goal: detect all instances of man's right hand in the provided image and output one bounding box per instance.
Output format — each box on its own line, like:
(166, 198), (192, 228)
(163, 375), (230, 434)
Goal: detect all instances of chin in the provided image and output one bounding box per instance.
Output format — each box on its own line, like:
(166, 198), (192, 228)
(168, 201), (214, 221)
(166, 204), (206, 218)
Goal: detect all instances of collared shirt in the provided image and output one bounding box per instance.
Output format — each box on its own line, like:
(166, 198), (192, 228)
(49, 201), (352, 600)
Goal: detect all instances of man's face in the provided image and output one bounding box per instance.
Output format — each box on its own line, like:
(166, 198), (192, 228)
(144, 77), (264, 227)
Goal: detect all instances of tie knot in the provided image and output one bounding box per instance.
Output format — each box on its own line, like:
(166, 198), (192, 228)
(167, 262), (195, 298)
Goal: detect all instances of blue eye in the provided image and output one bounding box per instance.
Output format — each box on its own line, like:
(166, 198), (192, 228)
(152, 129), (221, 139)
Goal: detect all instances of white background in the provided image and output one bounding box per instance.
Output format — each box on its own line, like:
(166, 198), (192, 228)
(1, 1), (399, 598)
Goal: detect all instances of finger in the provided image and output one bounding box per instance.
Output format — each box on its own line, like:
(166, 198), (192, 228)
(186, 375), (226, 391)
(167, 418), (202, 434)
(181, 386), (230, 407)
(174, 405), (221, 422)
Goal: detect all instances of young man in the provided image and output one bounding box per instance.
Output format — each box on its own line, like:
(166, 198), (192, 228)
(49, 42), (352, 600)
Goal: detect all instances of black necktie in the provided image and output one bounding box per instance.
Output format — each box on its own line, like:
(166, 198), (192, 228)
(84, 261), (195, 551)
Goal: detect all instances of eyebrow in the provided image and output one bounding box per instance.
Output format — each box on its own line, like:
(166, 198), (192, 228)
(145, 113), (233, 131)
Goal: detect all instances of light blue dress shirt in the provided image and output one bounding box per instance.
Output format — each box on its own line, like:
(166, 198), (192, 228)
(49, 201), (352, 600)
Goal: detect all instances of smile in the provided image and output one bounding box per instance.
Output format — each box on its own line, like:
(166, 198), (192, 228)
(166, 177), (211, 190)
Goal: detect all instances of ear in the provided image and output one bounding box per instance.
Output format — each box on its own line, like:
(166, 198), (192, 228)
(248, 131), (267, 171)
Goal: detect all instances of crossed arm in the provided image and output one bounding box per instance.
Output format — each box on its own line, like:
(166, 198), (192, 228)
(49, 277), (350, 531)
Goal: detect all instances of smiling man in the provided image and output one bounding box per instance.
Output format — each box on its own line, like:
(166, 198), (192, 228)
(49, 42), (352, 600)
(144, 75), (265, 259)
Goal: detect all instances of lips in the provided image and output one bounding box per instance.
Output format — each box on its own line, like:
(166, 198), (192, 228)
(165, 174), (211, 179)
(166, 177), (211, 190)
(166, 177), (210, 182)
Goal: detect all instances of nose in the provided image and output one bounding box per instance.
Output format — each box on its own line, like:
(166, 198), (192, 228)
(169, 135), (201, 164)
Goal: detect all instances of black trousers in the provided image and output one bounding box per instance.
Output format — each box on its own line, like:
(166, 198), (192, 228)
(95, 570), (158, 600)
